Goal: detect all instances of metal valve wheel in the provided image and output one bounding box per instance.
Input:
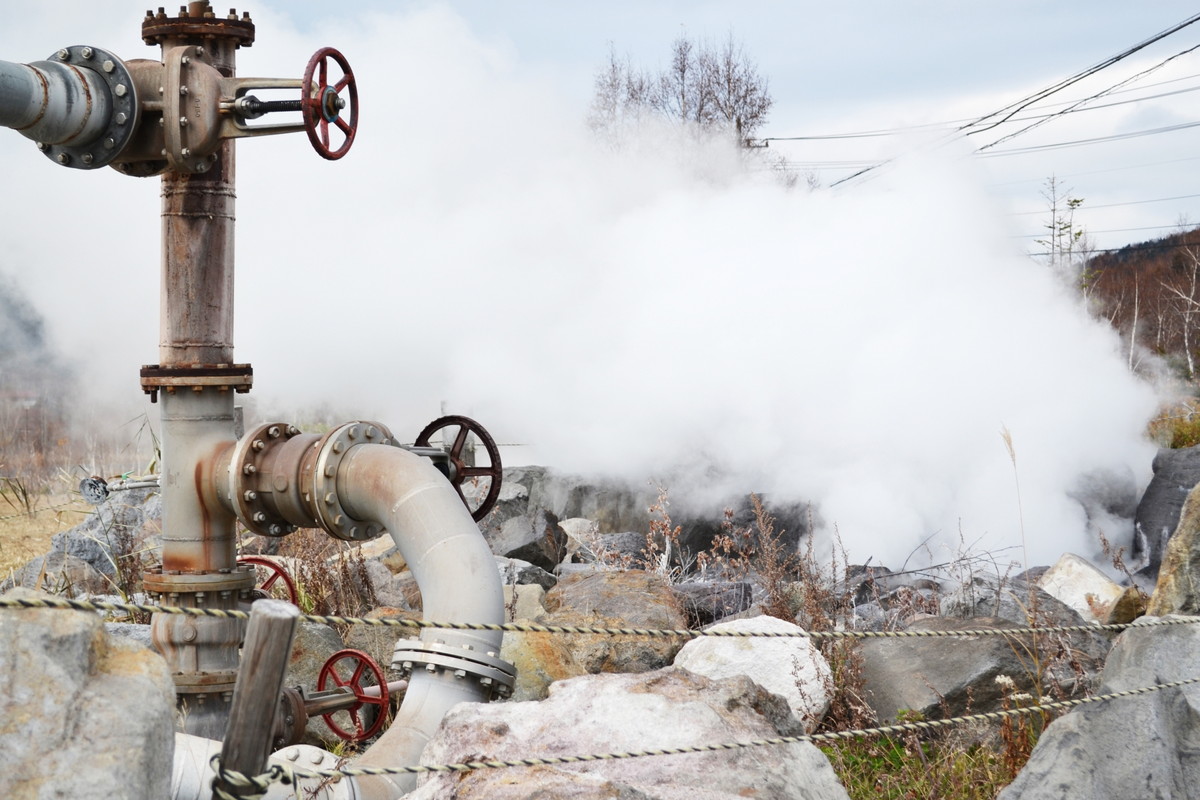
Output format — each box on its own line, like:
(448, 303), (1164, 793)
(302, 47), (358, 160)
(237, 555), (299, 606)
(318, 649), (390, 742)
(415, 415), (503, 522)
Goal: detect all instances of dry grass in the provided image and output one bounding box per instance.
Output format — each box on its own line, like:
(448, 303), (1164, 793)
(0, 491), (91, 575)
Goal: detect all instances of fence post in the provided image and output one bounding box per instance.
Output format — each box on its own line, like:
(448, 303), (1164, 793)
(213, 598), (299, 796)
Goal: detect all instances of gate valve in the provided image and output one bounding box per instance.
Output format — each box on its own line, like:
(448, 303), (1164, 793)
(0, 44), (358, 173)
(315, 649), (393, 742)
(237, 555), (299, 605)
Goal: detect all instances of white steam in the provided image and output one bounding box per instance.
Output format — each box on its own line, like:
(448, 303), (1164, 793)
(1, 5), (1161, 569)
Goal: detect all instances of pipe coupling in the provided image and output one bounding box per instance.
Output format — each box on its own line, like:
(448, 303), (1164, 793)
(391, 641), (516, 701)
(299, 421), (398, 542)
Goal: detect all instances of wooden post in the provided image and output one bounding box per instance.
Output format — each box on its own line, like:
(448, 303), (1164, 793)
(213, 599), (299, 795)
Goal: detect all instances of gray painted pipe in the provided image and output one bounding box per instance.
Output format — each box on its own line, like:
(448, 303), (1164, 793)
(0, 58), (111, 145)
(337, 444), (507, 798)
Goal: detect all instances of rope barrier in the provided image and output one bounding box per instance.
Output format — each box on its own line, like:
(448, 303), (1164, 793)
(2, 595), (1198, 640)
(0, 500), (78, 523)
(207, 676), (1200, 788)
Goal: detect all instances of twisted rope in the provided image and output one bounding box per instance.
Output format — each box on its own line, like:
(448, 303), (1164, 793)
(0, 500), (78, 523)
(1, 595), (1196, 640)
(222, 677), (1200, 785)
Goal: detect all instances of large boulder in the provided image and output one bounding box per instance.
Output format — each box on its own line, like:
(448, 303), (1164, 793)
(541, 570), (688, 674)
(673, 615), (832, 731)
(998, 615), (1200, 800)
(1037, 553), (1136, 624)
(860, 616), (1061, 723)
(51, 487), (162, 578)
(1147, 479), (1200, 616)
(1133, 444), (1200, 582)
(406, 668), (851, 800)
(0, 587), (174, 799)
(2, 550), (109, 596)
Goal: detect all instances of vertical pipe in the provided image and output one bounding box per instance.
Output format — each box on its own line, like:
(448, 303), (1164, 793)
(146, 9), (253, 739)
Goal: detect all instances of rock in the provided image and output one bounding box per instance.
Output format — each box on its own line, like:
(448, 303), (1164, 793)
(1037, 553), (1127, 624)
(860, 616), (1055, 723)
(488, 510), (567, 572)
(51, 487), (161, 577)
(363, 559), (416, 610)
(671, 580), (753, 627)
(503, 583), (546, 623)
(941, 575), (1084, 629)
(500, 626), (586, 702)
(541, 570), (688, 674)
(514, 466), (656, 536)
(1147, 478), (1200, 616)
(496, 556), (557, 590)
(2, 550), (109, 596)
(407, 668), (851, 800)
(0, 588), (174, 799)
(1133, 444), (1200, 581)
(998, 615), (1200, 800)
(673, 615), (832, 731)
(559, 517), (601, 561)
(105, 621), (153, 650)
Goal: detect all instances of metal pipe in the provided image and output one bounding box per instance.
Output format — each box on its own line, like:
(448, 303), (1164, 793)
(0, 57), (111, 145)
(334, 444), (510, 798)
(172, 733), (356, 800)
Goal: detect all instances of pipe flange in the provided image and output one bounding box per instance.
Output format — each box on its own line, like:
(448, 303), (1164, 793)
(39, 46), (139, 170)
(141, 6), (256, 48)
(391, 641), (516, 700)
(143, 565), (258, 596)
(228, 421), (303, 537)
(304, 421), (396, 542)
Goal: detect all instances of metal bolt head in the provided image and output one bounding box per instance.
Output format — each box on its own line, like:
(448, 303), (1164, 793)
(56, 153), (70, 165)
(251, 439), (265, 452)
(114, 84), (127, 97)
(115, 112), (128, 125)
(252, 512), (267, 523)
(243, 490), (257, 502)
(81, 47), (94, 59)
(102, 59), (115, 73)
(81, 153), (94, 165)
(35, 142), (46, 151)
(180, 147), (191, 157)
(331, 441), (344, 454)
(57, 49), (69, 61)
(104, 137), (115, 149)
(179, 116), (189, 127)
(181, 56), (190, 66)
(243, 464), (257, 475)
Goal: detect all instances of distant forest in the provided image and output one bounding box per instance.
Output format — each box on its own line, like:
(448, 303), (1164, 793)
(1085, 227), (1200, 383)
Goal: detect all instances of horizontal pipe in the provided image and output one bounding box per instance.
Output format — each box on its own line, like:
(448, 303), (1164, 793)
(0, 58), (111, 145)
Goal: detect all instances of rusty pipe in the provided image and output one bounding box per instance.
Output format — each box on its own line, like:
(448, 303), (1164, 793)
(0, 56), (112, 146)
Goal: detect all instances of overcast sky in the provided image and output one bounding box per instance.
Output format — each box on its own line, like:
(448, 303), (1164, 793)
(2, 3), (1196, 568)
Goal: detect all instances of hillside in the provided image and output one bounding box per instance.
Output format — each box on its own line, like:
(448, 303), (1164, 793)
(1086, 227), (1200, 382)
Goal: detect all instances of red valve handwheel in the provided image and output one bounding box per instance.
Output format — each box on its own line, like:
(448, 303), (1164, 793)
(415, 415), (503, 522)
(302, 47), (358, 160)
(237, 555), (299, 606)
(317, 649), (390, 742)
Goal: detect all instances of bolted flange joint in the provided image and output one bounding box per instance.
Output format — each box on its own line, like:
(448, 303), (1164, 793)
(300, 421), (398, 542)
(391, 640), (516, 701)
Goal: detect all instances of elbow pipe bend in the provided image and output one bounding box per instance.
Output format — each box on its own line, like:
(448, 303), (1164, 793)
(335, 443), (514, 798)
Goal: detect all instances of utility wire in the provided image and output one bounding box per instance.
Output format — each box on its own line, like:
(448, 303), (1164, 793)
(976, 41), (1200, 151)
(959, 12), (1200, 137)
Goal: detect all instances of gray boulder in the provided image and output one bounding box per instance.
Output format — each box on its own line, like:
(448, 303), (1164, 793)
(2, 550), (109, 596)
(999, 615), (1200, 800)
(1148, 478), (1200, 617)
(0, 587), (174, 799)
(671, 580), (753, 626)
(282, 619), (348, 747)
(1134, 445), (1200, 582)
(407, 668), (851, 800)
(51, 487), (161, 577)
(861, 616), (1059, 723)
(488, 510), (567, 572)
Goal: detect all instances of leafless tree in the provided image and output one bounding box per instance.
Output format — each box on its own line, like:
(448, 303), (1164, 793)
(589, 33), (773, 147)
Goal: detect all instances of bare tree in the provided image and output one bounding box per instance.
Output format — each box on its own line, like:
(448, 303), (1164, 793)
(589, 33), (773, 147)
